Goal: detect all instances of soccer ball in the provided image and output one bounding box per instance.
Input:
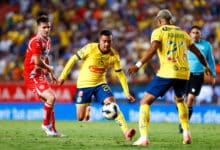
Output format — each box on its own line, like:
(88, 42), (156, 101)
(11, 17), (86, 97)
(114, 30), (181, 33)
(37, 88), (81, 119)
(102, 102), (119, 120)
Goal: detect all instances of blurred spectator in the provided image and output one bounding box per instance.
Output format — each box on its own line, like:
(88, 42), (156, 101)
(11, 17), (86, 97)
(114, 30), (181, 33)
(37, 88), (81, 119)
(0, 0), (219, 87)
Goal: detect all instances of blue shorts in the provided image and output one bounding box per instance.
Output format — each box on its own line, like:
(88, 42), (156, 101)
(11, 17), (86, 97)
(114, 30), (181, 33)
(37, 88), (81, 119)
(146, 76), (187, 98)
(75, 83), (113, 105)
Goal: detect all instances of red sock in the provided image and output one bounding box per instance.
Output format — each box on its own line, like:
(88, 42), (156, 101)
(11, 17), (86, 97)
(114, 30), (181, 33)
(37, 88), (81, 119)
(51, 110), (57, 132)
(43, 103), (53, 125)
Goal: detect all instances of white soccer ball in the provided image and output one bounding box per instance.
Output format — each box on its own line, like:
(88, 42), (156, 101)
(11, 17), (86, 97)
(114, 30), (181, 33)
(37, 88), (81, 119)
(102, 102), (119, 120)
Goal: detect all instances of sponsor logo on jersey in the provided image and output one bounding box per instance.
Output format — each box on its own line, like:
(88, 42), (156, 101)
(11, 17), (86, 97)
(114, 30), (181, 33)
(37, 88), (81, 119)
(89, 65), (105, 73)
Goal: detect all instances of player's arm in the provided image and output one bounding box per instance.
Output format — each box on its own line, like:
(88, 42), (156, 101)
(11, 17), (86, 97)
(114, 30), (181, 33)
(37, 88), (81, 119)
(189, 44), (212, 76)
(45, 56), (57, 84)
(58, 54), (79, 85)
(206, 43), (216, 85)
(33, 55), (54, 73)
(115, 69), (135, 102)
(127, 40), (159, 75)
(31, 39), (54, 73)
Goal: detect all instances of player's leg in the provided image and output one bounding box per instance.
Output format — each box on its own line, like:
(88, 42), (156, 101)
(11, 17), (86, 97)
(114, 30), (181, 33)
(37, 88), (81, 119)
(84, 105), (91, 121)
(27, 78), (56, 137)
(179, 73), (203, 133)
(133, 93), (154, 146)
(41, 88), (56, 125)
(96, 84), (135, 141)
(103, 96), (135, 141)
(173, 79), (191, 144)
(186, 93), (195, 120)
(76, 104), (89, 121)
(133, 76), (173, 146)
(75, 87), (93, 121)
(186, 73), (204, 121)
(40, 88), (62, 137)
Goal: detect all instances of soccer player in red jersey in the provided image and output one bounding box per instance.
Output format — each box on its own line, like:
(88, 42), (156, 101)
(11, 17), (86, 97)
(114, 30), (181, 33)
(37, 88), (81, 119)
(23, 13), (64, 137)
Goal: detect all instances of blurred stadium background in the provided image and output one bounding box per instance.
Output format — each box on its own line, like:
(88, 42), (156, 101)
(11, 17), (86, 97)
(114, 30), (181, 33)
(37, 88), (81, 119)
(0, 0), (220, 123)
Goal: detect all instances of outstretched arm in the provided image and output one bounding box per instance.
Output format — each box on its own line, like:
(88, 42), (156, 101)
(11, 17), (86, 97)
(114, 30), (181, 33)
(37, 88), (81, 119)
(115, 70), (135, 102)
(58, 54), (79, 85)
(127, 41), (160, 75)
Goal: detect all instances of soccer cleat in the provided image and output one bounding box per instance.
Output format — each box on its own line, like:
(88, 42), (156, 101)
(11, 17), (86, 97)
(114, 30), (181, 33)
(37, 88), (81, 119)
(53, 131), (67, 137)
(41, 124), (57, 137)
(183, 132), (192, 144)
(125, 128), (136, 141)
(133, 137), (149, 146)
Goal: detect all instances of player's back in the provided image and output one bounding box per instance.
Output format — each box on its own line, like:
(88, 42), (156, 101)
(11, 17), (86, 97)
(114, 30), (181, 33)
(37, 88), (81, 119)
(151, 25), (193, 80)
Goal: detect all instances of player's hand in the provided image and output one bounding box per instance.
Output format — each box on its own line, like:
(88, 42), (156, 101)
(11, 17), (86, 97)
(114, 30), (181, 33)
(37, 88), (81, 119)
(58, 78), (65, 86)
(126, 94), (135, 103)
(127, 65), (139, 76)
(210, 77), (216, 85)
(205, 74), (216, 85)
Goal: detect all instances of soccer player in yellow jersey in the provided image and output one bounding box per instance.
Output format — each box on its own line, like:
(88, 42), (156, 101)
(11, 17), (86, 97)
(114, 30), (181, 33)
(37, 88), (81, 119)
(58, 30), (136, 141)
(128, 9), (212, 146)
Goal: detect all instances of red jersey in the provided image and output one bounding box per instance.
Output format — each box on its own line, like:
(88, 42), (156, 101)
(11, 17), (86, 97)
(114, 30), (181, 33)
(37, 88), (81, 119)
(23, 34), (51, 79)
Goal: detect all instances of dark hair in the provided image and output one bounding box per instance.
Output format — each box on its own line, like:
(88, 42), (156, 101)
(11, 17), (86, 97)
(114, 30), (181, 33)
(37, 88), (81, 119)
(36, 12), (49, 25)
(190, 25), (202, 31)
(99, 30), (112, 36)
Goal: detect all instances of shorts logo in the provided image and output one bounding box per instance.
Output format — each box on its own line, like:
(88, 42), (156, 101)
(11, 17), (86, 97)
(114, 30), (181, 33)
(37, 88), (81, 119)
(77, 97), (82, 103)
(78, 91), (83, 97)
(77, 91), (83, 103)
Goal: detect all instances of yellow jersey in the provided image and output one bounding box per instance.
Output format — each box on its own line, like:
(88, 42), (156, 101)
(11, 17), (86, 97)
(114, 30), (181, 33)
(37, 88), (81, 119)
(60, 43), (129, 96)
(151, 25), (193, 80)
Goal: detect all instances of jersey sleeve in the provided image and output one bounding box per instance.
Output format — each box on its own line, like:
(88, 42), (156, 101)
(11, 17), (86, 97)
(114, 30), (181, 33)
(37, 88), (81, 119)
(151, 28), (162, 43)
(112, 52), (122, 71)
(59, 44), (91, 80)
(76, 44), (91, 60)
(112, 52), (129, 96)
(184, 33), (194, 47)
(206, 42), (216, 77)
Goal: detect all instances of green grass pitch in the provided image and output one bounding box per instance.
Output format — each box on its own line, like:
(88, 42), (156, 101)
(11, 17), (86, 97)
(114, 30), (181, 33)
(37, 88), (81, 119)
(0, 121), (219, 150)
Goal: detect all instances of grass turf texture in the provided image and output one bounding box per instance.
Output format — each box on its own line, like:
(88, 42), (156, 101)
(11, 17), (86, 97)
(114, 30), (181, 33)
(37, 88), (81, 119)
(0, 121), (219, 150)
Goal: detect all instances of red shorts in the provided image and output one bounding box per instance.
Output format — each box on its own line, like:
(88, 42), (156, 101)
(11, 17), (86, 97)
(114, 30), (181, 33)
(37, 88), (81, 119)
(24, 77), (50, 98)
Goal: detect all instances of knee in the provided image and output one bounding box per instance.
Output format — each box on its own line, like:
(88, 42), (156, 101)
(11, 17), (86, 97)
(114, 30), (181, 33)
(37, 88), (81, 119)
(140, 92), (155, 105)
(174, 95), (185, 103)
(44, 95), (56, 106)
(47, 96), (56, 104)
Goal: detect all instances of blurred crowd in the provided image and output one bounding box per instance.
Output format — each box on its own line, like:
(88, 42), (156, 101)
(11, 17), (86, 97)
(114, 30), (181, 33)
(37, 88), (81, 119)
(0, 0), (220, 84)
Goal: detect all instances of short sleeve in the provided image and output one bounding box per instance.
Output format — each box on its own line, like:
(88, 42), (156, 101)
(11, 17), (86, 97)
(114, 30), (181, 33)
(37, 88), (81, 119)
(151, 28), (162, 43)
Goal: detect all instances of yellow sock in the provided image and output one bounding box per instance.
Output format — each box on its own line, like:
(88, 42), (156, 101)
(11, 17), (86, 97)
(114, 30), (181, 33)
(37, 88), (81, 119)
(177, 102), (189, 131)
(139, 104), (150, 136)
(115, 111), (128, 133)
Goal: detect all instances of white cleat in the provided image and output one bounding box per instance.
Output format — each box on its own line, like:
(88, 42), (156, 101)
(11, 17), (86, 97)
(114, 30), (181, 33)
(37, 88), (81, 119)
(41, 124), (56, 137)
(133, 137), (149, 146)
(53, 132), (67, 137)
(183, 131), (192, 144)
